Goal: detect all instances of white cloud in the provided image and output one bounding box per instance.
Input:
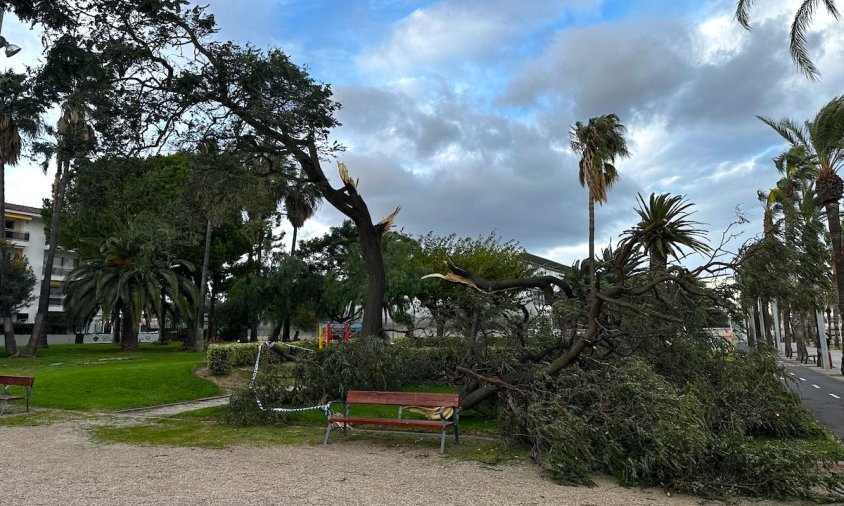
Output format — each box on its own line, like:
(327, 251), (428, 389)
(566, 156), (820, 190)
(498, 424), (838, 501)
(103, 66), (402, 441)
(695, 15), (748, 65)
(6, 162), (53, 208)
(357, 0), (599, 77)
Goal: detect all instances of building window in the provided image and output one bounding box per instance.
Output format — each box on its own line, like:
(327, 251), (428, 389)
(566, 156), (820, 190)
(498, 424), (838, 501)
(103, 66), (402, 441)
(16, 313), (28, 322)
(48, 286), (64, 308)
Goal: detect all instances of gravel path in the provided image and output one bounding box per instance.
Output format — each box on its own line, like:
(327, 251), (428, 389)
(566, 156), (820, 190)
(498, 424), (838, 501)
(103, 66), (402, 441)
(0, 421), (734, 506)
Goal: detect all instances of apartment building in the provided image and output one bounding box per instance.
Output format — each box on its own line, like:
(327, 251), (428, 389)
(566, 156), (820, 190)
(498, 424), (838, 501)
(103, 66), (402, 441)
(4, 203), (78, 324)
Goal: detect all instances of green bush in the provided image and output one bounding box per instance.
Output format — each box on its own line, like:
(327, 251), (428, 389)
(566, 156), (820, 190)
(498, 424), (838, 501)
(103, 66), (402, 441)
(206, 342), (291, 375)
(206, 344), (232, 375)
(229, 338), (512, 418)
(290, 340), (406, 403)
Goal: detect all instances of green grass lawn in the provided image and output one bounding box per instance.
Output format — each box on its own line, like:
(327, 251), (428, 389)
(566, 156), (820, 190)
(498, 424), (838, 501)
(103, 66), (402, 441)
(0, 344), (220, 411)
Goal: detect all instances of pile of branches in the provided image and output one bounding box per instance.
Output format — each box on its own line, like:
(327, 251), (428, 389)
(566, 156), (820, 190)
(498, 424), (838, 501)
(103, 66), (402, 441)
(430, 224), (844, 499)
(438, 221), (736, 410)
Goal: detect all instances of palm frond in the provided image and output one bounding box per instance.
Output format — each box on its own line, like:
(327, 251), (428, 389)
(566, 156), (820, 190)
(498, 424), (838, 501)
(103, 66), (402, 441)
(790, 0), (833, 79)
(735, 0), (756, 29)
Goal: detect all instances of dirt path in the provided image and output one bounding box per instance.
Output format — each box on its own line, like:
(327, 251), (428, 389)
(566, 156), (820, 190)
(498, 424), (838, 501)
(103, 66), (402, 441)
(0, 420), (747, 506)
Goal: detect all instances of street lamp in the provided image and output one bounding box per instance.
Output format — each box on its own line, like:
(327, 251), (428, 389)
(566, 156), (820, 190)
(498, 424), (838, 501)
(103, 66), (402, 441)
(0, 10), (21, 58)
(0, 36), (20, 57)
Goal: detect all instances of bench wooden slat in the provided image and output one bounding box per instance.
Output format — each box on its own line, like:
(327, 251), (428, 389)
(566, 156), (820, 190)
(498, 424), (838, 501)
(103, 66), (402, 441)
(330, 416), (454, 428)
(0, 376), (35, 415)
(345, 390), (459, 408)
(324, 390), (461, 453)
(0, 376), (34, 387)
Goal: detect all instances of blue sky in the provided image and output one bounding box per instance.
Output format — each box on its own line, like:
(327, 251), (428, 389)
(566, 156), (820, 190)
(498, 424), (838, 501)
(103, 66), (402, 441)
(6, 0), (844, 265)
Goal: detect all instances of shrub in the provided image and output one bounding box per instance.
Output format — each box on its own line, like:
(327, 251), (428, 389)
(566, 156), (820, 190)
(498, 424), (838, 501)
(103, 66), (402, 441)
(206, 345), (232, 375)
(229, 338), (514, 418)
(290, 340), (405, 403)
(206, 342), (290, 375)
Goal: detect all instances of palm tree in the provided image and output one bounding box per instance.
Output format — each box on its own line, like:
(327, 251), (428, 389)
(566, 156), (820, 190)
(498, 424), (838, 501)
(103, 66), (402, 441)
(1, 116), (26, 354)
(736, 0), (840, 79)
(570, 114), (631, 293)
(284, 178), (321, 256)
(767, 146), (816, 357)
(630, 193), (710, 272)
(23, 101), (96, 356)
(0, 72), (43, 355)
(794, 184), (831, 360)
(280, 177), (321, 342)
(760, 96), (844, 369)
(64, 223), (196, 351)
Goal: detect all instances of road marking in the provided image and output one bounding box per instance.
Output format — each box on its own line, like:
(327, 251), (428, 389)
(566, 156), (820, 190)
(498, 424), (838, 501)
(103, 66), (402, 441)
(813, 384), (821, 389)
(830, 394), (841, 399)
(799, 377), (806, 381)
(788, 372), (796, 376)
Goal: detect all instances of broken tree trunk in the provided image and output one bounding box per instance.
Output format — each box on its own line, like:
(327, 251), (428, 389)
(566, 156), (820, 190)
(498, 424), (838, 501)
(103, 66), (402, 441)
(423, 260), (573, 305)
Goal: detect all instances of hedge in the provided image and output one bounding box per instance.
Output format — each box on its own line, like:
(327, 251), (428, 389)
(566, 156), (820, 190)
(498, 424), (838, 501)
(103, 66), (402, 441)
(207, 341), (321, 375)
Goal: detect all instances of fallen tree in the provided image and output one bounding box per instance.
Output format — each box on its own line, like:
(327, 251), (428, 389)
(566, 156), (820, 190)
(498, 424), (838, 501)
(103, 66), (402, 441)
(426, 219), (736, 410)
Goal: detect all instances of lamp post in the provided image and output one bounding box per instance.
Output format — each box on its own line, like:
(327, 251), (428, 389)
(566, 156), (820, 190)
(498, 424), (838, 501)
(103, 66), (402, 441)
(0, 10), (22, 57)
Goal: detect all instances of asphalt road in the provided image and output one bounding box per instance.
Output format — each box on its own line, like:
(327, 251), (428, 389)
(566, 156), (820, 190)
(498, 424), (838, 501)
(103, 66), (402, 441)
(782, 362), (844, 439)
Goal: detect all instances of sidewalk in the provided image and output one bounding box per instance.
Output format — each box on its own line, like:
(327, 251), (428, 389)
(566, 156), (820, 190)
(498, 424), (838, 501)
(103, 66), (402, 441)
(780, 344), (844, 380)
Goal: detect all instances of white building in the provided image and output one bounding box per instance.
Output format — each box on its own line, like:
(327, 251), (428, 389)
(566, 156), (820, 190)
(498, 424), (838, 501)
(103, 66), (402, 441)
(4, 203), (78, 324)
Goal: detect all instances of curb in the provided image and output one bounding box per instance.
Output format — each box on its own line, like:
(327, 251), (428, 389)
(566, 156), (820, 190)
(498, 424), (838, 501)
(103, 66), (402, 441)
(779, 356), (844, 382)
(112, 395), (231, 414)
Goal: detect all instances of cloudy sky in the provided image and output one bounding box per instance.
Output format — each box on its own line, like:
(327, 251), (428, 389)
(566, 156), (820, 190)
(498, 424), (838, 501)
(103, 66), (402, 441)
(5, 0), (844, 265)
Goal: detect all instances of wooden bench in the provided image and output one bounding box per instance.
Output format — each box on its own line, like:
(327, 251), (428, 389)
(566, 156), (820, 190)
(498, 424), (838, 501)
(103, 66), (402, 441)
(0, 376), (34, 415)
(323, 390), (460, 454)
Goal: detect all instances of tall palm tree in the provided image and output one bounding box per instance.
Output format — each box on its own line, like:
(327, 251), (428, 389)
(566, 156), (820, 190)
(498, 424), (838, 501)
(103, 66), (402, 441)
(570, 114), (631, 293)
(1, 117), (25, 355)
(768, 146), (816, 357)
(736, 0), (840, 79)
(760, 96), (844, 369)
(630, 193), (710, 272)
(24, 100), (96, 356)
(795, 184), (831, 360)
(0, 72), (43, 355)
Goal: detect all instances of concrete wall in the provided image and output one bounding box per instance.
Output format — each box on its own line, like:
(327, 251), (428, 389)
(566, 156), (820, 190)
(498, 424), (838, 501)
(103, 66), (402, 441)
(12, 334), (77, 346)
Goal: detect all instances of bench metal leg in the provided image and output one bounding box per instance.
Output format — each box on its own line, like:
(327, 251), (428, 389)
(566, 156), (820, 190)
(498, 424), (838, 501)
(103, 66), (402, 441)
(439, 429), (446, 454)
(0, 400), (7, 416)
(454, 425), (460, 444)
(323, 423), (333, 446)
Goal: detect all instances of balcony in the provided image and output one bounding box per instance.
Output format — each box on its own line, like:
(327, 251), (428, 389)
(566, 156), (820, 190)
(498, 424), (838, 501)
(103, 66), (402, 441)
(51, 266), (75, 277)
(47, 297), (64, 308)
(4, 229), (29, 241)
